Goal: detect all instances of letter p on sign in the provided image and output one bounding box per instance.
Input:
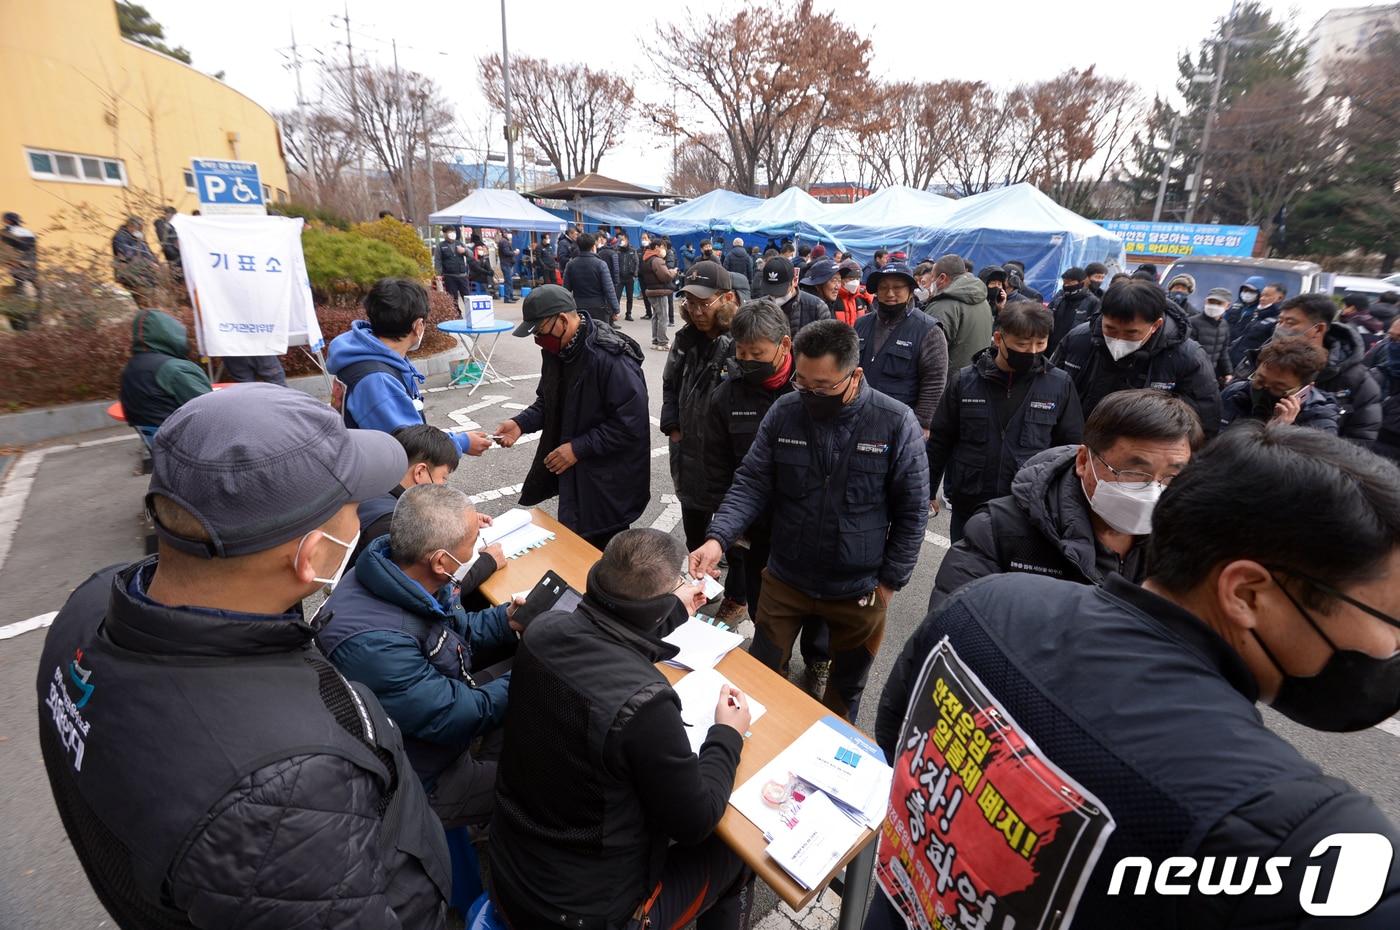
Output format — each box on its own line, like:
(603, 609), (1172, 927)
(1301, 833), (1392, 916)
(202, 176), (227, 201)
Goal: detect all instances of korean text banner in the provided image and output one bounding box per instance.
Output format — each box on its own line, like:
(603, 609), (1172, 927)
(876, 636), (1115, 930)
(1093, 220), (1258, 259)
(172, 215), (322, 357)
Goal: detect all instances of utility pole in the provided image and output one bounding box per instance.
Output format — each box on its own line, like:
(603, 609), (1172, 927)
(289, 25), (306, 106)
(392, 38), (414, 225)
(1185, 0), (1236, 223)
(1152, 115), (1182, 223)
(500, 0), (517, 190)
(421, 94), (438, 214)
(342, 2), (367, 214)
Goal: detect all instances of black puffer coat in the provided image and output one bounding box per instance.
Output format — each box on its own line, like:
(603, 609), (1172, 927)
(1234, 324), (1382, 444)
(661, 325), (734, 510)
(1051, 301), (1221, 437)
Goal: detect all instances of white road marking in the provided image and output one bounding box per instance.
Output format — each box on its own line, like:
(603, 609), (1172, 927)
(651, 445), (669, 458)
(469, 483), (524, 505)
(514, 432), (541, 446)
(649, 416), (662, 426)
(446, 395), (508, 430)
(1376, 717), (1400, 740)
(924, 531), (951, 549)
(0, 611), (57, 641)
(648, 494), (682, 532)
(501, 402), (528, 410)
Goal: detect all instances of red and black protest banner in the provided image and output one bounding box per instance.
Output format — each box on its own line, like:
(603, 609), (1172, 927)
(875, 636), (1115, 930)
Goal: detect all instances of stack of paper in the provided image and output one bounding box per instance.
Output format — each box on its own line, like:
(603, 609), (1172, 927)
(474, 508), (555, 559)
(671, 668), (767, 755)
(790, 720), (892, 830)
(764, 791), (864, 890)
(733, 718), (891, 835)
(662, 617), (744, 671)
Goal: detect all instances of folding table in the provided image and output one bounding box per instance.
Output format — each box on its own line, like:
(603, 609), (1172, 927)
(437, 319), (514, 394)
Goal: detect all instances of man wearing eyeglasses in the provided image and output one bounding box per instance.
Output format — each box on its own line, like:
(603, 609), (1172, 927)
(878, 422), (1400, 930)
(1221, 339), (1340, 434)
(928, 389), (1202, 610)
(691, 320), (929, 721)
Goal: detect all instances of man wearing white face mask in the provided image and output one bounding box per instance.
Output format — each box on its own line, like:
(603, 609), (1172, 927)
(320, 483), (525, 828)
(1188, 286), (1235, 386)
(38, 383), (456, 929)
(1051, 277), (1221, 437)
(928, 389), (1201, 609)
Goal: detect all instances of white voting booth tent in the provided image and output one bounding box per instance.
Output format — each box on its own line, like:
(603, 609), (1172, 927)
(428, 188), (567, 233)
(171, 214), (328, 385)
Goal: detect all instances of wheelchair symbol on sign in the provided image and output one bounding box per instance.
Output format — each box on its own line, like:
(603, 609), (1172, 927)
(231, 178), (257, 203)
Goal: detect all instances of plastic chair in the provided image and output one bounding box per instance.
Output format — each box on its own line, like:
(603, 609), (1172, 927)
(445, 827), (484, 914)
(466, 894), (508, 930)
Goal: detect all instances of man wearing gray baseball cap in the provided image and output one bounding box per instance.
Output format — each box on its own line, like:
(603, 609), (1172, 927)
(36, 383), (452, 930)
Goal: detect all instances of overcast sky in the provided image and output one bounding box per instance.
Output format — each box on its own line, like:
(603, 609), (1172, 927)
(146, 0), (1351, 188)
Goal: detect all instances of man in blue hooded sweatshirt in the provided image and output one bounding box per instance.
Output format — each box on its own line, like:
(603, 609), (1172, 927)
(328, 277), (491, 457)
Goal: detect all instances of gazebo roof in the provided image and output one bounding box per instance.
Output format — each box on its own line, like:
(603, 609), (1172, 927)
(528, 172), (671, 200)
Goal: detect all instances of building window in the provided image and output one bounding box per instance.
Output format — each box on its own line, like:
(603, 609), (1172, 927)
(26, 147), (126, 186)
(183, 169), (196, 191)
(276, 188), (287, 203)
(261, 183), (270, 201)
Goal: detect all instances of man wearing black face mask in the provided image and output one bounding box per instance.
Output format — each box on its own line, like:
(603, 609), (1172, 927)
(491, 529), (755, 930)
(926, 302), (1084, 542)
(855, 260), (950, 441)
(1220, 339), (1339, 434)
(496, 286), (650, 549)
(692, 321), (929, 720)
(878, 423), (1400, 930)
(1047, 265), (1101, 354)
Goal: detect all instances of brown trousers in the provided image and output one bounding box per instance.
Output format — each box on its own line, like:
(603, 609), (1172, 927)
(750, 569), (887, 721)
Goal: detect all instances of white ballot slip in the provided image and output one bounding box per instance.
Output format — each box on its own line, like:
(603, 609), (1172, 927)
(662, 617), (744, 671)
(764, 790), (865, 890)
(474, 508), (556, 559)
(671, 668), (767, 755)
(684, 572), (725, 602)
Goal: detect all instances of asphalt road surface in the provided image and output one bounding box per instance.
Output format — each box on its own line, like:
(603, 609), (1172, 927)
(1, 301), (1397, 929)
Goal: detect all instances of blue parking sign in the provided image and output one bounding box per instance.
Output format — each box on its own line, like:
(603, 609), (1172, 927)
(191, 159), (266, 215)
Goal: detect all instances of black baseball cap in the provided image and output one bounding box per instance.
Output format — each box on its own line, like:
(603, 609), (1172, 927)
(680, 260), (733, 298)
(146, 384), (406, 558)
(513, 284), (577, 336)
(799, 258), (837, 286)
(758, 256), (796, 297)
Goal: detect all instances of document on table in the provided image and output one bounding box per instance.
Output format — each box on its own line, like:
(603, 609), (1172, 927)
(671, 668), (767, 755)
(764, 790), (865, 890)
(733, 717), (892, 834)
(473, 508), (555, 559)
(791, 719), (892, 829)
(662, 617), (744, 671)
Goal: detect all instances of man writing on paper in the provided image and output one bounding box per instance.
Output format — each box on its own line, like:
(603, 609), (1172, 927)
(319, 484), (520, 828)
(495, 285), (650, 550)
(691, 320), (930, 721)
(491, 529), (755, 930)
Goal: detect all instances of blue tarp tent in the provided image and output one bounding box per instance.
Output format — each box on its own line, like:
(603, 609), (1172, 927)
(921, 184), (1127, 296)
(821, 186), (957, 265)
(722, 187), (846, 247)
(643, 189), (764, 236)
(428, 188), (566, 233)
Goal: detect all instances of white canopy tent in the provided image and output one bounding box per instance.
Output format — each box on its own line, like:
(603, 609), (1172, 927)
(428, 188), (567, 232)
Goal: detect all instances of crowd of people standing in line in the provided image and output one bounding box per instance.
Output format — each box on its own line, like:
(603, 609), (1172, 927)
(34, 209), (1400, 930)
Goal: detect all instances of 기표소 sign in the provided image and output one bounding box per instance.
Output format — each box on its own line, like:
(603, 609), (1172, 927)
(191, 159), (266, 216)
(875, 636), (1115, 930)
(1095, 220), (1257, 258)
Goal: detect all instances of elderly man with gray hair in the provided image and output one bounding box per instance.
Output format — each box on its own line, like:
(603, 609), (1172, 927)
(319, 483), (523, 828)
